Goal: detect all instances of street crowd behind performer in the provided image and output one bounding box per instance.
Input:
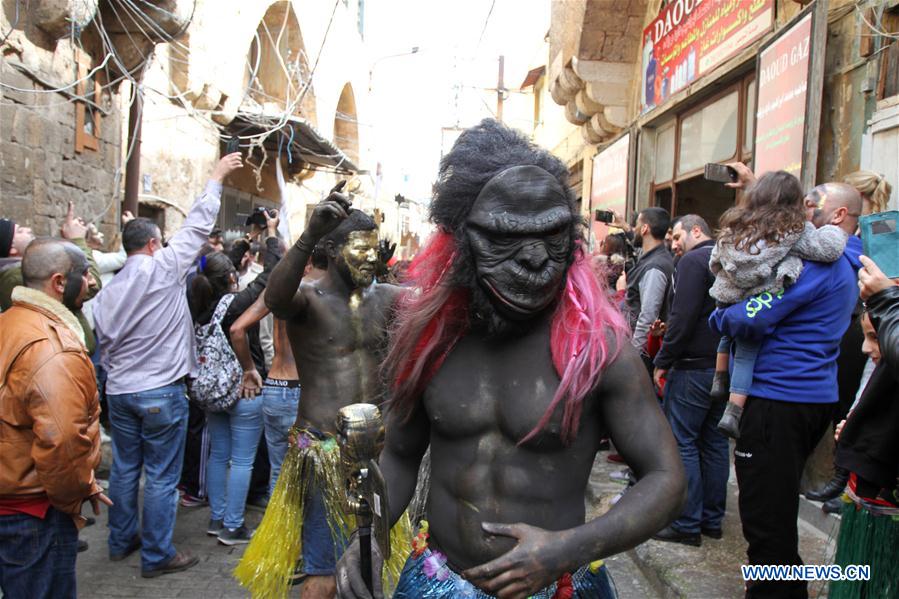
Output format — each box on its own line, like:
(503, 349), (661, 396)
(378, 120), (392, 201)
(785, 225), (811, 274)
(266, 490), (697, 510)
(0, 239), (110, 599)
(709, 171), (849, 438)
(1, 205), (102, 353)
(93, 153), (243, 578)
(829, 254), (899, 599)
(188, 210), (282, 546)
(236, 184), (410, 599)
(337, 119), (686, 599)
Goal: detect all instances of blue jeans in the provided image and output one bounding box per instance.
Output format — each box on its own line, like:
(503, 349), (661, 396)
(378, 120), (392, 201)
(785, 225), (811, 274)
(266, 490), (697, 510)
(107, 383), (189, 570)
(207, 398), (264, 529)
(718, 335), (761, 395)
(663, 368), (729, 534)
(0, 508), (77, 599)
(302, 480), (348, 575)
(260, 385), (301, 496)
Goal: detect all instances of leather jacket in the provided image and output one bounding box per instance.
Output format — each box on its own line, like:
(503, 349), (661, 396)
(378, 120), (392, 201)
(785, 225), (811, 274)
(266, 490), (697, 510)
(0, 287), (102, 521)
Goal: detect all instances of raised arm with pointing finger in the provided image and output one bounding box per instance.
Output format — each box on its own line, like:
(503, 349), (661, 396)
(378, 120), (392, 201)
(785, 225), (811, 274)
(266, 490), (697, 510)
(265, 181), (348, 319)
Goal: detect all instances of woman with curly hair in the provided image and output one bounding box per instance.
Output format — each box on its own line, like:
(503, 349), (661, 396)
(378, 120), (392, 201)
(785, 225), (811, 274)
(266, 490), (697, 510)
(710, 171), (848, 437)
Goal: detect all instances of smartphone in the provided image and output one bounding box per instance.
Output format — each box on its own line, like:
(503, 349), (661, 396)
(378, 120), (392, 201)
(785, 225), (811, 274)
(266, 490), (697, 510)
(860, 211), (899, 278)
(595, 209), (614, 223)
(704, 163), (737, 184)
(225, 135), (240, 156)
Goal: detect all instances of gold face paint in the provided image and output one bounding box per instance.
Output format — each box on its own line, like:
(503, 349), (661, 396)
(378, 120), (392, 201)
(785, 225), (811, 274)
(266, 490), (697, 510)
(340, 230), (379, 289)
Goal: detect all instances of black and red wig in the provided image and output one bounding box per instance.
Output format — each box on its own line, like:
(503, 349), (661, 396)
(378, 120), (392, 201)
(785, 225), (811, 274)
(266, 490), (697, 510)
(383, 119), (628, 445)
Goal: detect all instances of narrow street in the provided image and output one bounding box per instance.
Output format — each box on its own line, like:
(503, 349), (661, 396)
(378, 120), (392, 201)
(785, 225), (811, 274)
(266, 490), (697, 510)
(75, 442), (839, 599)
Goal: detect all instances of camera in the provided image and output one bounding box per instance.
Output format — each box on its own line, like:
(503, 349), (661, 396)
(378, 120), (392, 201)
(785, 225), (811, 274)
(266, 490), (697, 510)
(245, 206), (275, 227)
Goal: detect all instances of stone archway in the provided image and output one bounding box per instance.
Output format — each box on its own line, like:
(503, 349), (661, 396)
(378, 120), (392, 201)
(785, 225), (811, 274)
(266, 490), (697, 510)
(245, 0), (317, 125)
(333, 82), (359, 165)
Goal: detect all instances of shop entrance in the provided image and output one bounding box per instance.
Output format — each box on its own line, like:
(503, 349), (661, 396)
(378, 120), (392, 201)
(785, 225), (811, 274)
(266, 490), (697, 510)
(671, 175), (736, 231)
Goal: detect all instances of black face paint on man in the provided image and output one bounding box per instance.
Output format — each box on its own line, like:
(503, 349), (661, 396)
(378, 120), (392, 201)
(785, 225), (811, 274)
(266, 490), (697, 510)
(465, 165), (573, 324)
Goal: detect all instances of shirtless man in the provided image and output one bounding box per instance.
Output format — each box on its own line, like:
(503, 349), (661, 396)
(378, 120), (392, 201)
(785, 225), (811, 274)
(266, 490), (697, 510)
(236, 184), (400, 599)
(230, 288), (300, 498)
(337, 120), (686, 598)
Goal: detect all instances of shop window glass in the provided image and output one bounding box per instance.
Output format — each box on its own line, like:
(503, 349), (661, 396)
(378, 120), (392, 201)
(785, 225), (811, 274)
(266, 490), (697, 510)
(744, 79), (756, 154)
(654, 123), (675, 184)
(678, 91), (738, 175)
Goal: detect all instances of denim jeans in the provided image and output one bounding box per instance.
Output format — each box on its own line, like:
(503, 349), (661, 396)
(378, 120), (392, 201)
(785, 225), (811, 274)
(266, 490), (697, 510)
(0, 508), (77, 599)
(207, 398), (264, 529)
(663, 368), (729, 534)
(260, 385), (300, 496)
(107, 383), (189, 570)
(718, 335), (761, 395)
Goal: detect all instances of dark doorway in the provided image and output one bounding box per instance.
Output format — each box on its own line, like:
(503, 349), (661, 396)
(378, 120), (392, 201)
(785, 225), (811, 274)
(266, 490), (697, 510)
(674, 175), (735, 231)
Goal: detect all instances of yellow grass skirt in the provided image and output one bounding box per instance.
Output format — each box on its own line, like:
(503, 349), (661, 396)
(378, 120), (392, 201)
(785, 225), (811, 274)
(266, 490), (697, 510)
(234, 427), (412, 598)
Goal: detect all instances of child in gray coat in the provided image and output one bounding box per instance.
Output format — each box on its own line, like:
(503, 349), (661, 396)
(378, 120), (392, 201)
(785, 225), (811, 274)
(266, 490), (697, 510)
(711, 171), (848, 438)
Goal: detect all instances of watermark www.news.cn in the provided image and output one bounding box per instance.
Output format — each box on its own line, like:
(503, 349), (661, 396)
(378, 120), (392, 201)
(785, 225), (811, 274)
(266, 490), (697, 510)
(741, 564), (871, 582)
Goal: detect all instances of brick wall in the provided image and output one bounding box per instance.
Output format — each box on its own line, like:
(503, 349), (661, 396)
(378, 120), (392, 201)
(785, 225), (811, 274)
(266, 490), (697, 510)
(0, 62), (123, 246)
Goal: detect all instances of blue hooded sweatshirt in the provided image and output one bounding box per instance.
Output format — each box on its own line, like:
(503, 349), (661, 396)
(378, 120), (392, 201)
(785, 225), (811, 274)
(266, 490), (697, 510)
(709, 235), (863, 404)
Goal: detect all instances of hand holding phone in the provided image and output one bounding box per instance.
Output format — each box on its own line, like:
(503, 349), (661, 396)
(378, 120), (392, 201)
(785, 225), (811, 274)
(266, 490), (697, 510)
(704, 163), (738, 184)
(595, 209), (614, 223)
(225, 135), (241, 156)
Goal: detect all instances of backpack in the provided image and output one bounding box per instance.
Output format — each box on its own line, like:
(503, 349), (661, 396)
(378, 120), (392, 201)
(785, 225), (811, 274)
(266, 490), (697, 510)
(189, 294), (241, 412)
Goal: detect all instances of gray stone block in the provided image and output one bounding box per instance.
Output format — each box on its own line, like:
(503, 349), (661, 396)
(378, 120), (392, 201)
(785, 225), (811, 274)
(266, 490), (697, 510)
(61, 157), (97, 191)
(0, 67), (35, 105)
(0, 141), (34, 197)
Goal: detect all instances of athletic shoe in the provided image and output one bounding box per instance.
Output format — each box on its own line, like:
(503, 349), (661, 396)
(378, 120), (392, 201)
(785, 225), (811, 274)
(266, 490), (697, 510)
(179, 493), (207, 508)
(207, 519), (224, 536)
(218, 525), (254, 546)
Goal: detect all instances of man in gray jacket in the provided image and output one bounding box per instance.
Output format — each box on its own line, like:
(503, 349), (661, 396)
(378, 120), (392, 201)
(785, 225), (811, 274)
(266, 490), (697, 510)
(625, 207), (674, 372)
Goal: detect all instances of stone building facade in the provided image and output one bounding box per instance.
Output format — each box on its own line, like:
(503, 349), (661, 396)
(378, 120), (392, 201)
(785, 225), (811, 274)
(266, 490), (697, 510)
(1, 2), (125, 242)
(544, 0), (899, 228)
(2, 0), (430, 251)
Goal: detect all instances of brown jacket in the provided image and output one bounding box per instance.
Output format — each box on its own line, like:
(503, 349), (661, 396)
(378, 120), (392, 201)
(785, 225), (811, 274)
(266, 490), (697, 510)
(0, 286), (102, 523)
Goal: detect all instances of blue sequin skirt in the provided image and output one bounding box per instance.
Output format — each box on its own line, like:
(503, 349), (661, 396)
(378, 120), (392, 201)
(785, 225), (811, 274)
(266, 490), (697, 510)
(392, 548), (618, 598)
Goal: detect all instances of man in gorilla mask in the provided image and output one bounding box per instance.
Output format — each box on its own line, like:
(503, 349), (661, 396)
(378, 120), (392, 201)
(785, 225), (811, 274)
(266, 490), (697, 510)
(337, 120), (686, 599)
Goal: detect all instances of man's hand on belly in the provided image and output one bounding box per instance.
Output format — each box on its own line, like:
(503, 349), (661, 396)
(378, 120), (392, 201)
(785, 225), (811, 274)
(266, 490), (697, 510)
(463, 522), (570, 599)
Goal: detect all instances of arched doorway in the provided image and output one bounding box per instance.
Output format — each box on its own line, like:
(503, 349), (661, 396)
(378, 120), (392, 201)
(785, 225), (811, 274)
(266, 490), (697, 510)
(334, 82), (359, 165)
(244, 1), (317, 125)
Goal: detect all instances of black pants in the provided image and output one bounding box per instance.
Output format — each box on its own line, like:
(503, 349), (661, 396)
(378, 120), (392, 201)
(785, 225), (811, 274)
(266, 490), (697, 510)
(180, 400), (208, 498)
(734, 397), (834, 599)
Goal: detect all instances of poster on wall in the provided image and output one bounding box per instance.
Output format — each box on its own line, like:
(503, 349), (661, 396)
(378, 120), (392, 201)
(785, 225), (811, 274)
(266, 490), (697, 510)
(590, 134), (631, 245)
(753, 12), (813, 180)
(641, 0), (774, 112)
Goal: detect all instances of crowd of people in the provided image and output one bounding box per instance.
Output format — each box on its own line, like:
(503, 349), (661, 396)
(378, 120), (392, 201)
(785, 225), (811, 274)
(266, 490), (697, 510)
(0, 118), (896, 599)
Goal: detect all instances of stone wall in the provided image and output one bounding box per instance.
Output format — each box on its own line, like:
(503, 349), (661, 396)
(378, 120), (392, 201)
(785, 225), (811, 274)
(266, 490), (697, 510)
(0, 63), (123, 245)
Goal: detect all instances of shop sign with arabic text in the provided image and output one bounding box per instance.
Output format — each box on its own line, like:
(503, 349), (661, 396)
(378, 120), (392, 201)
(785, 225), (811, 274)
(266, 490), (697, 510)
(641, 0), (774, 112)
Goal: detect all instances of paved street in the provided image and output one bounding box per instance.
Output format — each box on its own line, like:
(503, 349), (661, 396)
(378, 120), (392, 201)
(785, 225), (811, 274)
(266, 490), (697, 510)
(74, 444), (837, 599)
(76, 501), (266, 599)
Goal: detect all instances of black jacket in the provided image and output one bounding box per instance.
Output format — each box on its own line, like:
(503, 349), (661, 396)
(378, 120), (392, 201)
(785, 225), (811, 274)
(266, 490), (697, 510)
(654, 239), (718, 371)
(835, 285), (899, 493)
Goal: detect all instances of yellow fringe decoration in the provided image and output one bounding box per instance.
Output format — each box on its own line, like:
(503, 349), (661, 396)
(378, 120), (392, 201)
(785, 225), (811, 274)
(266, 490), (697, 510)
(234, 428), (413, 598)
